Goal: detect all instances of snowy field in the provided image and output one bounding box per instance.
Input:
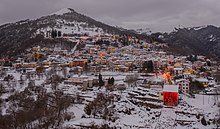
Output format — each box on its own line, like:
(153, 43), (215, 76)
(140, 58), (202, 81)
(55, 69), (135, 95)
(1, 70), (219, 129)
(60, 82), (220, 129)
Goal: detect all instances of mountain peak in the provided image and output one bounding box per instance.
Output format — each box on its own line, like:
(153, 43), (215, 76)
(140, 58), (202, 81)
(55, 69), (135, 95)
(52, 8), (75, 15)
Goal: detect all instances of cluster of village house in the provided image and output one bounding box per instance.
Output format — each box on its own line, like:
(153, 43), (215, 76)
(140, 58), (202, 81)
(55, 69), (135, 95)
(0, 34), (219, 106)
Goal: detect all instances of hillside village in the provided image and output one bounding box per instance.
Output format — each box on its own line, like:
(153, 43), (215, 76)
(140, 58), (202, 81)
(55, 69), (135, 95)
(0, 31), (220, 129)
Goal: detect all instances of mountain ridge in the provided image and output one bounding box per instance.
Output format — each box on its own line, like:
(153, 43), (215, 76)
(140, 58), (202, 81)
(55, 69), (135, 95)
(153, 25), (220, 60)
(1, 8), (220, 60)
(0, 8), (150, 58)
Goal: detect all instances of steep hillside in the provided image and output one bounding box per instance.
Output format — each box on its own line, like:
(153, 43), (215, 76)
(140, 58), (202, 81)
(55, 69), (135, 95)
(0, 8), (148, 58)
(153, 25), (220, 60)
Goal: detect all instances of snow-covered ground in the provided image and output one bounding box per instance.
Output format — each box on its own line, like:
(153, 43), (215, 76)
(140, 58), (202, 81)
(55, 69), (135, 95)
(1, 69), (219, 128)
(58, 81), (220, 129)
(36, 19), (106, 37)
(52, 8), (73, 15)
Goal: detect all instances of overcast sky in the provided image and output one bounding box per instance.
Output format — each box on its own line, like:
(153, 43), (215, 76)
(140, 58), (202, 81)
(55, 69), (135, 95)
(0, 0), (220, 32)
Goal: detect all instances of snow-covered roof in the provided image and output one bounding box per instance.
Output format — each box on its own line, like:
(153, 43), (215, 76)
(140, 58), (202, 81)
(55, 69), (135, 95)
(163, 85), (179, 92)
(174, 68), (184, 70)
(196, 78), (209, 82)
(150, 76), (165, 82)
(183, 72), (191, 75)
(175, 79), (190, 83)
(214, 85), (220, 88)
(158, 51), (166, 54)
(72, 75), (89, 78)
(101, 71), (120, 76)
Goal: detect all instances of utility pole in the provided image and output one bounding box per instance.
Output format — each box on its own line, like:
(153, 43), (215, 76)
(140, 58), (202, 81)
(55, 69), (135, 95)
(203, 92), (205, 105)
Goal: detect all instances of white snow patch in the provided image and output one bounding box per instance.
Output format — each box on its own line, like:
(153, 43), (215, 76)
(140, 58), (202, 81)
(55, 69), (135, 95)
(52, 8), (73, 15)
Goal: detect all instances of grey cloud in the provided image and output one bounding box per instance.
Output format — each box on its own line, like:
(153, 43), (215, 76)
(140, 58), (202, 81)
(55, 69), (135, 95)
(0, 0), (220, 32)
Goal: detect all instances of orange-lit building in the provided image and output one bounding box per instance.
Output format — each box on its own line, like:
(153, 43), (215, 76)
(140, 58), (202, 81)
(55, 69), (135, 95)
(15, 63), (37, 69)
(69, 59), (88, 68)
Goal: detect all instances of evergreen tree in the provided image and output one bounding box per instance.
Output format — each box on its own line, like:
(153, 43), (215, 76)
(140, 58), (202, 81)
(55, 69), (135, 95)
(110, 77), (115, 85)
(107, 78), (111, 85)
(122, 35), (128, 46)
(84, 102), (93, 116)
(201, 116), (207, 126)
(189, 80), (205, 92)
(142, 60), (154, 72)
(194, 55), (198, 61)
(51, 30), (55, 38)
(51, 29), (58, 38)
(187, 55), (198, 62)
(54, 30), (57, 38)
(58, 31), (62, 37)
(206, 61), (211, 66)
(107, 77), (115, 85)
(99, 73), (104, 87)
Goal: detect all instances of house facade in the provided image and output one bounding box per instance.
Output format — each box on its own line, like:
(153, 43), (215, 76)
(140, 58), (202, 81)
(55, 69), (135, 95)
(175, 79), (190, 93)
(163, 85), (179, 106)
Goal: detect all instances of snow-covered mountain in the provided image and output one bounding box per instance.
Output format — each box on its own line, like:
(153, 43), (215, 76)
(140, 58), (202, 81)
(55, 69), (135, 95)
(52, 8), (74, 15)
(37, 8), (108, 37)
(150, 25), (220, 60)
(0, 8), (146, 57)
(134, 28), (152, 35)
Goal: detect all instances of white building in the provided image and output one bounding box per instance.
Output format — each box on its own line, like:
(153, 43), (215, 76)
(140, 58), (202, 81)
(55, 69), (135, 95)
(64, 75), (95, 89)
(174, 68), (184, 76)
(195, 78), (209, 87)
(183, 72), (191, 79)
(175, 79), (190, 93)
